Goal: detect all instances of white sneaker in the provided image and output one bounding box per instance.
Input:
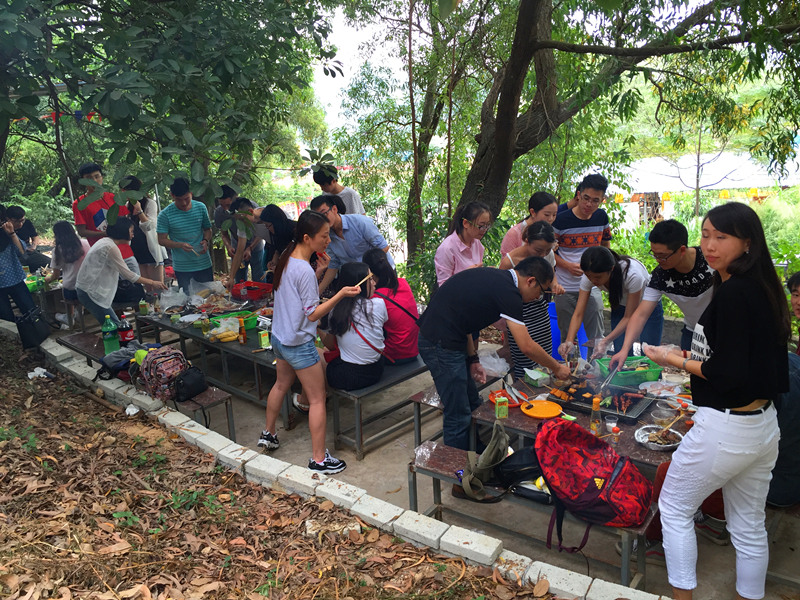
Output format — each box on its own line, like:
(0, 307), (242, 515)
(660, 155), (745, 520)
(55, 312), (69, 325)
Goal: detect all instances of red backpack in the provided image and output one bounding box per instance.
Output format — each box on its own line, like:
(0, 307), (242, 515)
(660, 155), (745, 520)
(534, 418), (652, 552)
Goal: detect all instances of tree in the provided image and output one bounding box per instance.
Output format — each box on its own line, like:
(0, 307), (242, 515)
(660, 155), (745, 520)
(1, 0), (338, 202)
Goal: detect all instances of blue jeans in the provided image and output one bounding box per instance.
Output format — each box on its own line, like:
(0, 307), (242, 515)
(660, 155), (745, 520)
(76, 288), (121, 327)
(234, 244), (265, 283)
(175, 267), (214, 293)
(611, 299), (664, 354)
(418, 332), (481, 451)
(0, 280), (37, 323)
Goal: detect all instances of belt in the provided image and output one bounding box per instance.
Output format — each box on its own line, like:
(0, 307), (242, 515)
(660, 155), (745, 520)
(713, 400), (772, 416)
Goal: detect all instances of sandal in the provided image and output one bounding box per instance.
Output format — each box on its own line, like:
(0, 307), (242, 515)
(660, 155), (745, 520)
(292, 392), (310, 414)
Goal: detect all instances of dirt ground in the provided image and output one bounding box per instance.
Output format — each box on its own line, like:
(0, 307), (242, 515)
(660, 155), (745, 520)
(0, 340), (557, 600)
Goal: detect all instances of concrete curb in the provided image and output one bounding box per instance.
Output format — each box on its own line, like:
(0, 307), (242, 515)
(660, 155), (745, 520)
(40, 335), (672, 599)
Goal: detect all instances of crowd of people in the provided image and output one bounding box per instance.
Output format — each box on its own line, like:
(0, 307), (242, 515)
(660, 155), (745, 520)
(1, 164), (798, 600)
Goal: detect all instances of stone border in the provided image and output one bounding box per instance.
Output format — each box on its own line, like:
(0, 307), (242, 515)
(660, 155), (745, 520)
(4, 321), (671, 600)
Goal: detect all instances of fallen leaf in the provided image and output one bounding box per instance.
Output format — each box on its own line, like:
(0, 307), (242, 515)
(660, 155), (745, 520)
(495, 584), (515, 600)
(98, 540), (131, 555)
(319, 500), (335, 511)
(25, 395), (33, 409)
(366, 529), (380, 543)
(533, 578), (549, 597)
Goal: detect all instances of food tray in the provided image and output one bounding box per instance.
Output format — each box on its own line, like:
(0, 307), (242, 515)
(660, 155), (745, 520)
(489, 389), (527, 408)
(232, 281), (273, 301)
(596, 357), (662, 386)
(635, 425), (683, 451)
(210, 311), (257, 330)
(547, 384), (654, 425)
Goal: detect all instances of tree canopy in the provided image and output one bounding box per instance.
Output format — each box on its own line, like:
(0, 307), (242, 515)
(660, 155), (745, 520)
(1, 0), (337, 201)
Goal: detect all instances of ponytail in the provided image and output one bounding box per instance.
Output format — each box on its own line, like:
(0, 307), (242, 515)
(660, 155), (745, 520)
(272, 210), (328, 291)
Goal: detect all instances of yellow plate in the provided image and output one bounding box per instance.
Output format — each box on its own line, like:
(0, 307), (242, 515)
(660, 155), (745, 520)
(520, 399), (563, 419)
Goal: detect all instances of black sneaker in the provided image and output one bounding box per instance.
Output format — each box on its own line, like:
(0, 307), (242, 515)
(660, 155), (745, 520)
(308, 451), (346, 474)
(257, 430), (279, 450)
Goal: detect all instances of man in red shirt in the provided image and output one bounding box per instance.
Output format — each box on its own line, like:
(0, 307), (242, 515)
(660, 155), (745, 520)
(73, 162), (128, 245)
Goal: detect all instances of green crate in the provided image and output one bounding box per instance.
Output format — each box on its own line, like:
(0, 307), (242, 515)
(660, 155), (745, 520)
(596, 357), (662, 386)
(210, 311), (257, 330)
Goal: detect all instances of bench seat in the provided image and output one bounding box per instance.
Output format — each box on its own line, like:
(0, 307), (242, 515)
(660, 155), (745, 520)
(408, 440), (658, 590)
(172, 387), (236, 442)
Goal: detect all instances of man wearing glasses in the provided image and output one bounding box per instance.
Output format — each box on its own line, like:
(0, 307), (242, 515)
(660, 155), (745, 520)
(608, 220), (714, 370)
(552, 173), (612, 347)
(309, 195), (393, 294)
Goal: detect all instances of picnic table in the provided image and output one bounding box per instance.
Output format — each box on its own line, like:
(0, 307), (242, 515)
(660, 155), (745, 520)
(135, 314), (296, 431)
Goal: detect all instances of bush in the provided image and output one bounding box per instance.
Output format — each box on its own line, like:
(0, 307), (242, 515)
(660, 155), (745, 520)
(5, 182), (73, 237)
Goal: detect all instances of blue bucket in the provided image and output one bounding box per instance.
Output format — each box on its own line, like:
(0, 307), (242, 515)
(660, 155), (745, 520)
(548, 301), (588, 360)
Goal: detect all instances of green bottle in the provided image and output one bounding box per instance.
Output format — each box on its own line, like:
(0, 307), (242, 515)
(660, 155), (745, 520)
(101, 315), (120, 355)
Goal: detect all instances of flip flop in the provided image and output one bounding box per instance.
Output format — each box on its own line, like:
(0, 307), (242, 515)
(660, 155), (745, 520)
(292, 392), (310, 414)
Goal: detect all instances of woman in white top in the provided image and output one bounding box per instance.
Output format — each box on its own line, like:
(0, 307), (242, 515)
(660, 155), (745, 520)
(121, 175), (167, 290)
(320, 262), (389, 390)
(559, 246), (663, 359)
(75, 217), (166, 326)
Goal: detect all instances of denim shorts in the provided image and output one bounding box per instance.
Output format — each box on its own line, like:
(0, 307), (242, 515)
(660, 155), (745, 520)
(272, 336), (320, 371)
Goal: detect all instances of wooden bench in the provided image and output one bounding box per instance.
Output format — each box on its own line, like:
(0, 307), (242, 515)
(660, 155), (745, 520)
(171, 387), (236, 442)
(57, 332), (104, 366)
(408, 440), (658, 590)
(331, 357), (430, 460)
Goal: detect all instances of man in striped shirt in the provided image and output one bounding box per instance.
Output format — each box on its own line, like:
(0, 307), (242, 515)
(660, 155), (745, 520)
(552, 173), (612, 348)
(157, 178), (213, 292)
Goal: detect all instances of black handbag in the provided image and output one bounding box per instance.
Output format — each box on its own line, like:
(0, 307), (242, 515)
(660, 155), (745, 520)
(174, 366), (208, 402)
(492, 445), (553, 505)
(16, 307), (52, 349)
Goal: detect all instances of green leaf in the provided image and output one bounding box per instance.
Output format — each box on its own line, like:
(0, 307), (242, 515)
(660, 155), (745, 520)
(182, 129), (199, 148)
(107, 203), (120, 226)
(438, 0), (461, 19)
(191, 160), (204, 182)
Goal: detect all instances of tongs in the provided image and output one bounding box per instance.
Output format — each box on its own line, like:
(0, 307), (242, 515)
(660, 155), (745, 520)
(597, 363), (621, 396)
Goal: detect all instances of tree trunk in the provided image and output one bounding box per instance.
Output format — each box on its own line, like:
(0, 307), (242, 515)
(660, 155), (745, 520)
(694, 128), (702, 217)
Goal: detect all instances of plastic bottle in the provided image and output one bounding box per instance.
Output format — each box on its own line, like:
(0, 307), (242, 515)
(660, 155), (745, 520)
(200, 310), (210, 337)
(589, 397), (602, 437)
(101, 315), (120, 354)
(153, 294), (161, 315)
(117, 315), (134, 347)
(238, 317), (247, 344)
(22, 265), (30, 276)
(610, 426), (620, 445)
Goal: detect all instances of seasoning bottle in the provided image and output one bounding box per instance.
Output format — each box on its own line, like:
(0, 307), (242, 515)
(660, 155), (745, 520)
(200, 310), (210, 337)
(238, 317), (247, 344)
(589, 397), (602, 437)
(610, 426), (620, 445)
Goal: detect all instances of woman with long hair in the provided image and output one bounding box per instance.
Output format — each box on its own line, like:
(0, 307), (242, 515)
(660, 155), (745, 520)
(260, 204), (296, 274)
(0, 203), (37, 322)
(559, 245), (663, 358)
(363, 247), (419, 364)
(44, 221), (91, 325)
(500, 191), (559, 255)
(258, 210), (361, 474)
(121, 175), (166, 291)
(75, 217), (166, 326)
(319, 261), (389, 390)
(434, 201), (492, 287)
(498, 221), (559, 378)
(644, 202), (789, 600)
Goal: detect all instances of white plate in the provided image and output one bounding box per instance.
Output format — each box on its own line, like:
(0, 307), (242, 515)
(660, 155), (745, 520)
(639, 381), (683, 397)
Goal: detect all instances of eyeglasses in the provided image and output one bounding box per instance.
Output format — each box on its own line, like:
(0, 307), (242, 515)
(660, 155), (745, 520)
(468, 220), (491, 232)
(579, 194), (603, 205)
(317, 207), (332, 217)
(648, 248), (679, 262)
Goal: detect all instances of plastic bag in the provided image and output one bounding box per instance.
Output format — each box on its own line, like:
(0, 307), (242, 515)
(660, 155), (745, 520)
(479, 350), (510, 378)
(188, 279), (225, 298)
(160, 288), (188, 309)
(573, 357), (600, 378)
(209, 317), (239, 337)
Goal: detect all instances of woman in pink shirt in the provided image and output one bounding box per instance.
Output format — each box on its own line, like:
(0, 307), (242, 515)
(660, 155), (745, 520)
(434, 201), (492, 287)
(500, 191), (559, 255)
(363, 248), (419, 364)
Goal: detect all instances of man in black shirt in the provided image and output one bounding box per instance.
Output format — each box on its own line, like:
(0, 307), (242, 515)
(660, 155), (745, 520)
(417, 257), (570, 451)
(6, 206), (49, 271)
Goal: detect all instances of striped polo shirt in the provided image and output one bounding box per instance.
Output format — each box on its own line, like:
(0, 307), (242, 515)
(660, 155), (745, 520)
(156, 200), (212, 272)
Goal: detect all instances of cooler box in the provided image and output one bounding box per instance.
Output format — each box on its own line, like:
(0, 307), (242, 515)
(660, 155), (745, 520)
(232, 281), (272, 301)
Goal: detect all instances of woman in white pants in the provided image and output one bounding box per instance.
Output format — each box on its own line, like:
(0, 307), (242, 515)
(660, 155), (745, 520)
(644, 202), (790, 600)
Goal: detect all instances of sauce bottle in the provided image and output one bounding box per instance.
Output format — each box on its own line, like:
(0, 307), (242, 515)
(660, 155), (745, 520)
(238, 317), (247, 344)
(589, 397), (602, 437)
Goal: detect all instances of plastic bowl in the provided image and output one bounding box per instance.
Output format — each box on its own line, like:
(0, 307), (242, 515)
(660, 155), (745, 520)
(651, 409), (675, 427)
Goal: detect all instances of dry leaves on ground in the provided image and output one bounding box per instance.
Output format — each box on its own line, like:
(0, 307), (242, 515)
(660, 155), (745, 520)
(0, 340), (564, 599)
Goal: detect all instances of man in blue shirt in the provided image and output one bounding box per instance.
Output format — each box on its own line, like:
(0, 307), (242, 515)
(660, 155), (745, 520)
(309, 195), (393, 293)
(157, 178), (213, 292)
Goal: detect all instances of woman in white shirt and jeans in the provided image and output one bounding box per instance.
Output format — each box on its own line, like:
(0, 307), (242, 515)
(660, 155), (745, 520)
(75, 217), (166, 325)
